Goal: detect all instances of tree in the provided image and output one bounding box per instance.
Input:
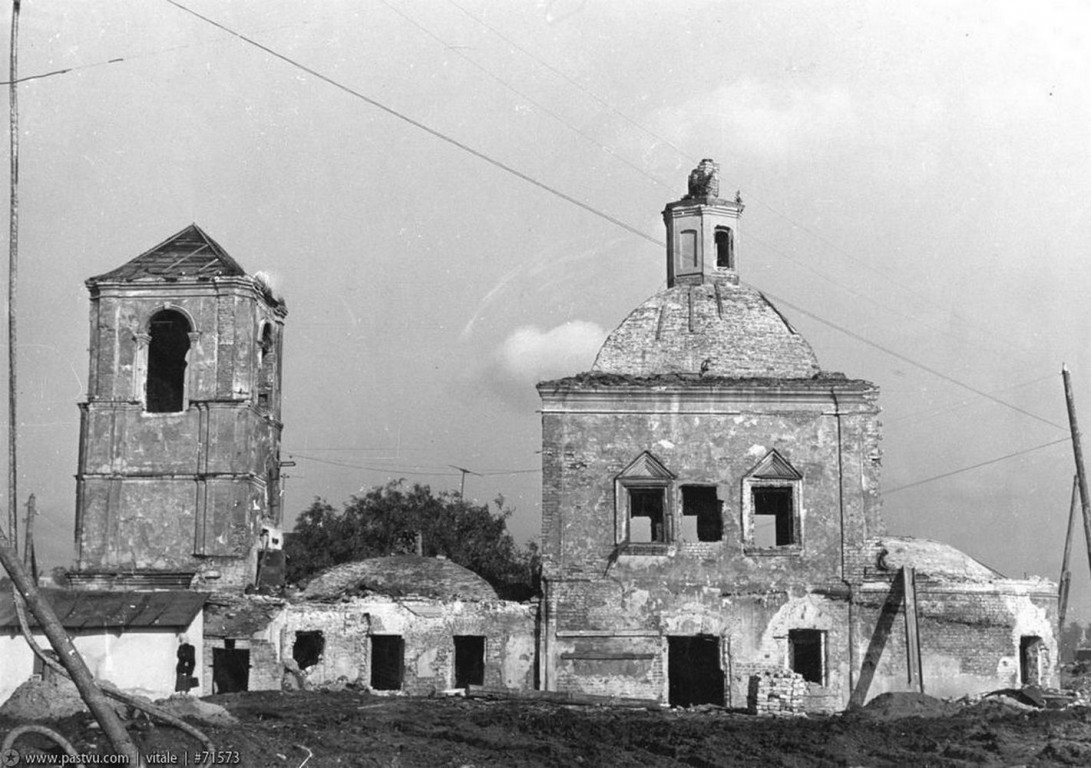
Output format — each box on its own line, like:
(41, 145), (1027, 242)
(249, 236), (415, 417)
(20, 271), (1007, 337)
(285, 480), (540, 600)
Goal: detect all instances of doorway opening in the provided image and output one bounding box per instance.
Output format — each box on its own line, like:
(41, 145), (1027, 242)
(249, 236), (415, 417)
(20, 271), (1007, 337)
(454, 636), (486, 688)
(371, 635), (405, 691)
(668, 635), (724, 707)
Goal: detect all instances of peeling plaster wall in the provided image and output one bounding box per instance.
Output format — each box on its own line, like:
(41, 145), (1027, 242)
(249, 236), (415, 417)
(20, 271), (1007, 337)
(538, 381), (880, 708)
(854, 579), (1059, 702)
(75, 278), (286, 592)
(0, 614), (204, 705)
(282, 598), (536, 694)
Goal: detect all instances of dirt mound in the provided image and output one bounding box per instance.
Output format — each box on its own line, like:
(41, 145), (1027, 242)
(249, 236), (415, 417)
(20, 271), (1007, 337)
(154, 695), (238, 726)
(0, 676), (88, 720)
(856, 691), (961, 719)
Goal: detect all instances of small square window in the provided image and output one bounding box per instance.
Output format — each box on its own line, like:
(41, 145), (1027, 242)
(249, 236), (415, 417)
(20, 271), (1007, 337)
(789, 629), (824, 684)
(681, 486), (721, 542)
(752, 486), (795, 547)
(628, 488), (666, 543)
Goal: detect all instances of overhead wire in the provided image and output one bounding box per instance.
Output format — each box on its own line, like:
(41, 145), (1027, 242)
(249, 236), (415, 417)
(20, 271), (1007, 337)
(162, 0), (1066, 490)
(379, 0), (672, 190)
(163, 0), (658, 247)
(884, 437), (1070, 495)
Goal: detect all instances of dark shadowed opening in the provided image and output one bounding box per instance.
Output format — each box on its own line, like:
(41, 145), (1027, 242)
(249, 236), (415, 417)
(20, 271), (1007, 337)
(1021, 635), (1044, 685)
(789, 629), (824, 684)
(293, 630), (324, 670)
(629, 488), (666, 542)
(212, 646), (250, 693)
(715, 227), (734, 268)
(753, 486), (794, 546)
(681, 485), (721, 542)
(668, 635), (724, 707)
(454, 635), (486, 688)
(146, 309), (190, 412)
(371, 635), (404, 691)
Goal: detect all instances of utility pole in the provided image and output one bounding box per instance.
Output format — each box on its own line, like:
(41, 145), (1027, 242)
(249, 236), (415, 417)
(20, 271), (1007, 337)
(449, 465), (481, 497)
(6, 0), (18, 554)
(22, 490), (34, 581)
(1059, 475), (1078, 632)
(1, 4), (143, 764)
(1062, 365), (1091, 595)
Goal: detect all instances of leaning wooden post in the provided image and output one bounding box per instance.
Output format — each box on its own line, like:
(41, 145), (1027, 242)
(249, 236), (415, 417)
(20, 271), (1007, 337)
(1059, 475), (1078, 632)
(1062, 365), (1091, 598)
(0, 530), (145, 765)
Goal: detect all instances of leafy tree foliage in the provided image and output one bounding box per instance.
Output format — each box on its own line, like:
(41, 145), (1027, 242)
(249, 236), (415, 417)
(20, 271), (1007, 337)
(285, 480), (540, 600)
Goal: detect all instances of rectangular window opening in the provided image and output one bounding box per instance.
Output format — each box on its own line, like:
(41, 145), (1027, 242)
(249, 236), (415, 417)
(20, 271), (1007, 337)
(682, 486), (721, 542)
(454, 635), (486, 688)
(628, 488), (666, 543)
(753, 486), (794, 547)
(789, 629), (824, 685)
(370, 635), (405, 691)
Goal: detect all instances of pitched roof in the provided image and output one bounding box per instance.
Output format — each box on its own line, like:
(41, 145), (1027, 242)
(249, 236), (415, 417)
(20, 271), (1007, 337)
(0, 589), (207, 630)
(88, 224), (247, 283)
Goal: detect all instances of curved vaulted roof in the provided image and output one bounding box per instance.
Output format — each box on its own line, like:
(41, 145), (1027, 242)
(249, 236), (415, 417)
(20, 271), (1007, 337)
(592, 281), (821, 378)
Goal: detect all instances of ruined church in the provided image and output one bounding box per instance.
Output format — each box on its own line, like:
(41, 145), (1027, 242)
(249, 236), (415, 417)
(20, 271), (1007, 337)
(536, 160), (1058, 710)
(0, 163), (1061, 710)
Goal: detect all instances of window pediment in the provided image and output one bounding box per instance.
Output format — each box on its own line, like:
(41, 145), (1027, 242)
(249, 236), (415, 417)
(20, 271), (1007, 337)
(617, 451), (675, 482)
(747, 449), (801, 481)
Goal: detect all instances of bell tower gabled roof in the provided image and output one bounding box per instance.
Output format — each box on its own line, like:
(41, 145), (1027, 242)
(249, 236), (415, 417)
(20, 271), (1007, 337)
(88, 224), (246, 284)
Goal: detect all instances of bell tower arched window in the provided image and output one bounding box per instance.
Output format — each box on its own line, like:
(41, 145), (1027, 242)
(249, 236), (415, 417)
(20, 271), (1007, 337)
(146, 310), (191, 413)
(715, 227), (734, 269)
(258, 323), (276, 410)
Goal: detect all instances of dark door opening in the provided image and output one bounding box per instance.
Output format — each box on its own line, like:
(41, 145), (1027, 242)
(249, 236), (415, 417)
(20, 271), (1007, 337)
(668, 635), (724, 707)
(789, 629), (825, 684)
(371, 635), (405, 691)
(454, 636), (486, 688)
(1020, 635), (1044, 685)
(212, 646), (250, 693)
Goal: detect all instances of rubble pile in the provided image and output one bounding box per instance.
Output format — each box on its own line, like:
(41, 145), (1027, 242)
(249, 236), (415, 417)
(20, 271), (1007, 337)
(747, 669), (806, 716)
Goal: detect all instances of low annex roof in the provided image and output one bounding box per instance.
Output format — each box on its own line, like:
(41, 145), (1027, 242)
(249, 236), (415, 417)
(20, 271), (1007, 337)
(300, 555), (498, 602)
(88, 224), (247, 283)
(869, 536), (1004, 583)
(0, 589), (207, 630)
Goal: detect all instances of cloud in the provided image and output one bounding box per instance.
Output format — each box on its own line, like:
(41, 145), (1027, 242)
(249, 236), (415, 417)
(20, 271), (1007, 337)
(637, 78), (858, 162)
(497, 321), (608, 384)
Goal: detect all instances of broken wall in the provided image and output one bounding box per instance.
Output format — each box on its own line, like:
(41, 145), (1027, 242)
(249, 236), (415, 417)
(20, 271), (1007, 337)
(853, 577), (1058, 703)
(283, 597), (536, 694)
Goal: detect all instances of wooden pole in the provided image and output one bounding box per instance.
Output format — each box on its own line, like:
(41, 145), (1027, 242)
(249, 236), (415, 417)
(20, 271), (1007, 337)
(1059, 475), (1078, 631)
(3, 3), (142, 764)
(0, 531), (145, 765)
(902, 565), (923, 693)
(1062, 365), (1091, 598)
(21, 490), (34, 579)
(6, 0), (18, 552)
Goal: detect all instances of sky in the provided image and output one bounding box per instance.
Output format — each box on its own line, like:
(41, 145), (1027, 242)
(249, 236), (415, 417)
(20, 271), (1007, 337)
(2, 1), (1091, 617)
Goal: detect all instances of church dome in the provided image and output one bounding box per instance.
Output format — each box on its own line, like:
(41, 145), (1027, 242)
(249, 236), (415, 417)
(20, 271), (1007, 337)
(590, 160), (822, 379)
(592, 281), (821, 378)
(299, 555), (498, 602)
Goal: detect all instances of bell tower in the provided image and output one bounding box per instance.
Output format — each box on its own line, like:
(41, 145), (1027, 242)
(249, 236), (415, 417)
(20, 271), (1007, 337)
(71, 224), (287, 592)
(663, 158), (744, 288)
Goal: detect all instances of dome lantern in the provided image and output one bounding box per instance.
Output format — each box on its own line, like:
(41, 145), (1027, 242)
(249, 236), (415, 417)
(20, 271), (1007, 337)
(663, 159), (744, 288)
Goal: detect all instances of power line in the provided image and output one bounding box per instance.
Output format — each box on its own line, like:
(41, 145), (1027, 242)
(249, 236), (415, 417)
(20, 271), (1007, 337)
(290, 451), (538, 478)
(163, 1), (1063, 444)
(380, 0), (672, 190)
(443, 0), (698, 165)
(163, 0), (659, 247)
(884, 437), (1070, 495)
(759, 286), (1066, 432)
